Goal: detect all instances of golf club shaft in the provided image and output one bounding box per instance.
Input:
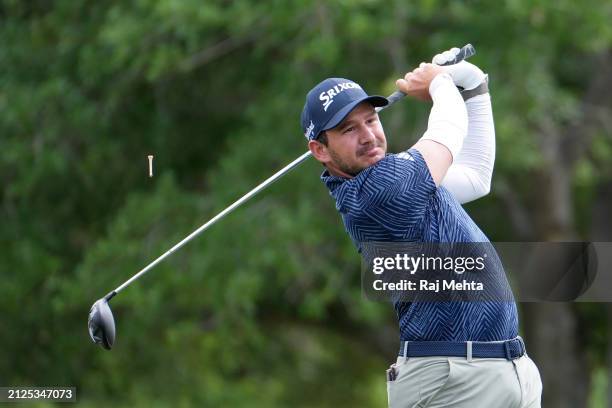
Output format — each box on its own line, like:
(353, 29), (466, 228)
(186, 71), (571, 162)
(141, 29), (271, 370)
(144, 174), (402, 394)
(113, 149), (313, 294)
(111, 44), (476, 296)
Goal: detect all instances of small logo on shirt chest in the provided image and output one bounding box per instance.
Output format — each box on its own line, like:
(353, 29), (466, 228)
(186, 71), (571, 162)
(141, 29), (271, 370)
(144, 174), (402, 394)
(397, 152), (415, 161)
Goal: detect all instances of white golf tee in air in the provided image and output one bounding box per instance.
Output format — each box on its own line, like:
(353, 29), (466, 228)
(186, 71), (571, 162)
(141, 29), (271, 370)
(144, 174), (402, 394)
(114, 150), (313, 294)
(148, 155), (154, 178)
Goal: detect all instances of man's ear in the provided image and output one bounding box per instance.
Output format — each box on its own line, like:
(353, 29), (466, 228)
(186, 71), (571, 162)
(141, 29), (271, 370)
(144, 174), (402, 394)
(308, 140), (331, 163)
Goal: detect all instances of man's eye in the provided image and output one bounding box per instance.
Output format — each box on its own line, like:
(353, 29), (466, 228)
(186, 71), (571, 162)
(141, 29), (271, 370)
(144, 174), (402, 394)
(367, 118), (377, 124)
(343, 127), (354, 133)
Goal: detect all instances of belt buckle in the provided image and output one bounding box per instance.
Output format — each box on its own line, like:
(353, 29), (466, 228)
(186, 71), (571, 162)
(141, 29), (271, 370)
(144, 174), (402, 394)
(517, 337), (526, 357)
(503, 341), (512, 360)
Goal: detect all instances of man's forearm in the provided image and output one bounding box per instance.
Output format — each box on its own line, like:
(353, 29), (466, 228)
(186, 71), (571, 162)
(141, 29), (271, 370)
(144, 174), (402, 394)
(420, 73), (469, 160)
(441, 92), (495, 203)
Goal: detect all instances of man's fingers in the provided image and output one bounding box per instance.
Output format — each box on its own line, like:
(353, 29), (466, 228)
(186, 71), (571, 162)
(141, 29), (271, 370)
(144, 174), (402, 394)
(414, 63), (436, 76)
(401, 63), (433, 86)
(397, 76), (419, 92)
(397, 76), (419, 90)
(397, 62), (444, 98)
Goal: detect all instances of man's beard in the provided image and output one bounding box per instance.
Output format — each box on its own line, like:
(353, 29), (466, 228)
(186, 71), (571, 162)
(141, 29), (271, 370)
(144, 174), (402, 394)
(328, 143), (385, 176)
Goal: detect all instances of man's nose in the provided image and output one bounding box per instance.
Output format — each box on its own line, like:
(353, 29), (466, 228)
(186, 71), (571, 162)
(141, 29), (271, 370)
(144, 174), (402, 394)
(360, 127), (376, 144)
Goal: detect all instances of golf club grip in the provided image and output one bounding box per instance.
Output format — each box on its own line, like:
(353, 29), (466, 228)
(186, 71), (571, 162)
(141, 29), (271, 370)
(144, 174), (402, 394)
(378, 43), (476, 112)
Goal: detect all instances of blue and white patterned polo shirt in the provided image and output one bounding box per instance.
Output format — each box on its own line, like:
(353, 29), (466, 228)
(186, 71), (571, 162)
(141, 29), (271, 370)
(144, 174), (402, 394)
(322, 148), (518, 341)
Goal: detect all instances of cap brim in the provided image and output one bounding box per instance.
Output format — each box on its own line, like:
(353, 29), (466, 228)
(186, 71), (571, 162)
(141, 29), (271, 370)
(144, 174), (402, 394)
(321, 95), (389, 132)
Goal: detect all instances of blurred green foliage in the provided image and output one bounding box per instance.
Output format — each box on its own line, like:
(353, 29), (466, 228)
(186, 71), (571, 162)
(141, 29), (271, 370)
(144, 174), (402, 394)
(1, 0), (611, 406)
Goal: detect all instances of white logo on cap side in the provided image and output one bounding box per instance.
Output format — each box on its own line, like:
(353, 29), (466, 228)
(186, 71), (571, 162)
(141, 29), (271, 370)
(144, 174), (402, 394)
(319, 82), (362, 112)
(304, 120), (315, 139)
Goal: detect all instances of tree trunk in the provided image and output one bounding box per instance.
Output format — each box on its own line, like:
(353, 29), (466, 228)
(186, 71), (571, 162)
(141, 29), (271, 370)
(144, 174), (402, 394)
(519, 152), (584, 406)
(589, 181), (612, 407)
(519, 50), (612, 408)
(523, 302), (589, 407)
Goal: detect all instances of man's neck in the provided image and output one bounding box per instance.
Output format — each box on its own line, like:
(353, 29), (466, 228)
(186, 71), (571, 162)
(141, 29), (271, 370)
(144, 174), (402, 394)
(326, 166), (355, 179)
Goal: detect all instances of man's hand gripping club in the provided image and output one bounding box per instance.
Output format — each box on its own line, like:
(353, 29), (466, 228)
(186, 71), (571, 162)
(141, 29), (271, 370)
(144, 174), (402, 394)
(394, 63), (469, 185)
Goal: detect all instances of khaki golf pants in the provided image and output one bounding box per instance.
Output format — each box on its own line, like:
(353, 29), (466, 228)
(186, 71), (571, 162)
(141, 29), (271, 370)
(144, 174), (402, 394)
(387, 354), (542, 408)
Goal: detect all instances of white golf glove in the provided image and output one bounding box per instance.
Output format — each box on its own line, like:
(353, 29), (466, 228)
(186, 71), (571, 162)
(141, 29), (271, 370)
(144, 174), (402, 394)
(432, 48), (487, 90)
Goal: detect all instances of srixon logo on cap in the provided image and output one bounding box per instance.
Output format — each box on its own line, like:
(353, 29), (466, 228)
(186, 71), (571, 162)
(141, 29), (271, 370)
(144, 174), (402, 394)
(319, 82), (362, 111)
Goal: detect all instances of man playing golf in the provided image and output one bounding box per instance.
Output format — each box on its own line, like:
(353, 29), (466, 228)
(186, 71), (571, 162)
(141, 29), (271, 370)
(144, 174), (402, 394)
(301, 48), (542, 407)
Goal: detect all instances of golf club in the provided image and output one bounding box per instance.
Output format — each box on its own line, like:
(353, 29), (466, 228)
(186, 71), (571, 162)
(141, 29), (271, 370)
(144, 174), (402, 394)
(88, 44), (476, 350)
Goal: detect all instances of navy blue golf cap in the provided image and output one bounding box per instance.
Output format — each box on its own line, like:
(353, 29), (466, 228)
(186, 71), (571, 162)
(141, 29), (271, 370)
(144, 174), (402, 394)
(301, 78), (388, 141)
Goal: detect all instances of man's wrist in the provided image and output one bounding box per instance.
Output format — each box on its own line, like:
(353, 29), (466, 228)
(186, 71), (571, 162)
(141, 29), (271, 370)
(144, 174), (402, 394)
(460, 76), (489, 101)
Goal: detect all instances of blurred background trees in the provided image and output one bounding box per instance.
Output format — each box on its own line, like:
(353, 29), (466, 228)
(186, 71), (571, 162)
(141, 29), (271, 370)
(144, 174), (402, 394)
(1, 0), (611, 406)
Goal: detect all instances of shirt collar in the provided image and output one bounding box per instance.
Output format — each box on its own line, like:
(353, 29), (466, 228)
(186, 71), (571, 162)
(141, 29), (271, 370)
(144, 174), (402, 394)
(320, 169), (350, 193)
(320, 153), (392, 192)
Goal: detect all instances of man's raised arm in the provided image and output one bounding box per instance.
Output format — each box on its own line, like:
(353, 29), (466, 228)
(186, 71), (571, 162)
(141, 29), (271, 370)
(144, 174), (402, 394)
(435, 49), (495, 204)
(396, 64), (469, 185)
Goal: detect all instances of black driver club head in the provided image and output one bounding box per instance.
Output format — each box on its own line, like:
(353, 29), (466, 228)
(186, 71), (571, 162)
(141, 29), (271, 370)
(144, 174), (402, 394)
(88, 292), (116, 350)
